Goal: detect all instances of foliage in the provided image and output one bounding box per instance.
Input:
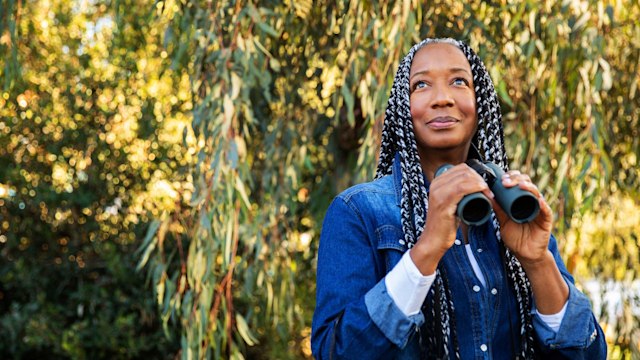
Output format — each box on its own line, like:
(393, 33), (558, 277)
(0, 0), (188, 357)
(1, 0), (639, 359)
(144, 0), (640, 358)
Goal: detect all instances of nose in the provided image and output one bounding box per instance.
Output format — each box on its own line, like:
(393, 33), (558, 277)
(430, 87), (454, 108)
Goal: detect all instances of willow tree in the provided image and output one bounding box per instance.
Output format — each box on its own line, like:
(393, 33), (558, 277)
(3, 0), (639, 359)
(135, 0), (640, 358)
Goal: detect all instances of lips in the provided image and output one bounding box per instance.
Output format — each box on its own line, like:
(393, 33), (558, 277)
(426, 116), (459, 128)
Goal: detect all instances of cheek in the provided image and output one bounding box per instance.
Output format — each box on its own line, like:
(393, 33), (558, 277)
(409, 98), (421, 119)
(460, 97), (476, 115)
(410, 105), (426, 131)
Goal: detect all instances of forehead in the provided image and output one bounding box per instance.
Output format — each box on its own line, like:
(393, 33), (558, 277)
(409, 43), (471, 75)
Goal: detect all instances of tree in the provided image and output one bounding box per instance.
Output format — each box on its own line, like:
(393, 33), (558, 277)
(0, 0), (189, 357)
(2, 0), (639, 359)
(140, 0), (640, 358)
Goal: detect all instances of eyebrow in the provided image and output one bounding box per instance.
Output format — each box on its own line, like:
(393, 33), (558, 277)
(409, 67), (472, 81)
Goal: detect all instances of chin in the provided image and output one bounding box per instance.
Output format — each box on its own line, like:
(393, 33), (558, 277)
(425, 140), (467, 149)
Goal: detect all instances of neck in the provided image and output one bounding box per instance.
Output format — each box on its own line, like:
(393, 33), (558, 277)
(420, 147), (470, 182)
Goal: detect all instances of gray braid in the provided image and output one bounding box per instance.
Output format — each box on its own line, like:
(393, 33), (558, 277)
(375, 38), (536, 359)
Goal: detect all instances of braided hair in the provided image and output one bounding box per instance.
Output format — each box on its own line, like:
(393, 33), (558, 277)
(375, 38), (536, 359)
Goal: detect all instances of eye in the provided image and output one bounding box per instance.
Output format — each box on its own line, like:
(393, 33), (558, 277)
(412, 80), (428, 91)
(452, 77), (469, 86)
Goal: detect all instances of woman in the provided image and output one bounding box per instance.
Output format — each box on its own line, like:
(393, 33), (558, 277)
(311, 38), (606, 359)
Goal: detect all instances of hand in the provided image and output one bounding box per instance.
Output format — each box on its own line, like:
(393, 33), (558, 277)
(491, 170), (554, 266)
(410, 164), (493, 274)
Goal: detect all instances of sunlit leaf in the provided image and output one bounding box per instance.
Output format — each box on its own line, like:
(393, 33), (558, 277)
(235, 313), (259, 346)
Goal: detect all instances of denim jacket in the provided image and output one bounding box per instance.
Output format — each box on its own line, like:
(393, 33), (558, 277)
(311, 156), (606, 359)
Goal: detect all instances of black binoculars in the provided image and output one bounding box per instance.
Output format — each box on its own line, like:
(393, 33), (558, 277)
(435, 159), (540, 226)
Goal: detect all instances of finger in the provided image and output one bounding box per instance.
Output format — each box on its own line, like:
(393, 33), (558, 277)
(536, 194), (554, 223)
(433, 180), (491, 210)
(516, 174), (532, 183)
(433, 164), (489, 194)
(502, 172), (533, 189)
(501, 172), (517, 187)
(480, 187), (495, 201)
(515, 180), (542, 198)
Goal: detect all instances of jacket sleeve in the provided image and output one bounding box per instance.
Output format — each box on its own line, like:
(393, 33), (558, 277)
(311, 197), (424, 360)
(532, 234), (608, 359)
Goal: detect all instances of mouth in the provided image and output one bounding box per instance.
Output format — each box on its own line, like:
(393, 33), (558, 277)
(426, 116), (459, 129)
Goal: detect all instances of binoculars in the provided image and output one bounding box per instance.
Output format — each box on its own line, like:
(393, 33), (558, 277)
(435, 159), (540, 226)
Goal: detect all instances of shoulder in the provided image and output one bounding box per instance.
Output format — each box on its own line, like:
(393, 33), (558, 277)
(335, 174), (395, 203)
(325, 174), (398, 226)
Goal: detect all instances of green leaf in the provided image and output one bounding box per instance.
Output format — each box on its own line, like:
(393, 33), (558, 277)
(257, 22), (279, 37)
(235, 314), (259, 346)
(341, 84), (355, 127)
(136, 220), (162, 271)
(497, 80), (514, 107)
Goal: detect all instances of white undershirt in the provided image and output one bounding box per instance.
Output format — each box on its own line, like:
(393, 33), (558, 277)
(465, 244), (486, 287)
(385, 249), (567, 332)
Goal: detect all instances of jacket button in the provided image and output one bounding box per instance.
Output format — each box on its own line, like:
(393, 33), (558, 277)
(473, 285), (481, 292)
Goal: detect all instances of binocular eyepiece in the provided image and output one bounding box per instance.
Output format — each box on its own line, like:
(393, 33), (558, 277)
(435, 160), (540, 226)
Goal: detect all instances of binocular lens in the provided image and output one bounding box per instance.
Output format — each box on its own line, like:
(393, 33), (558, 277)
(509, 195), (539, 223)
(460, 197), (492, 225)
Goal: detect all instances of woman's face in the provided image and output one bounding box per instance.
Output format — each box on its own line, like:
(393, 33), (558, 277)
(409, 43), (477, 158)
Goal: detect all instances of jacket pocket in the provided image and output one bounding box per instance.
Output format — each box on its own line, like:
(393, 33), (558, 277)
(375, 225), (407, 274)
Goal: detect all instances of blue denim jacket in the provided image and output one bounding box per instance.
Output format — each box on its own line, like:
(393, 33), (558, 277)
(311, 156), (606, 359)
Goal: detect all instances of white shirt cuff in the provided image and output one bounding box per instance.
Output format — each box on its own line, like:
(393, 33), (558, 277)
(535, 301), (568, 332)
(385, 251), (436, 316)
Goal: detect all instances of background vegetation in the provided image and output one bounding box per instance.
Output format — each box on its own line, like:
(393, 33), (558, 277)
(1, 0), (638, 359)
